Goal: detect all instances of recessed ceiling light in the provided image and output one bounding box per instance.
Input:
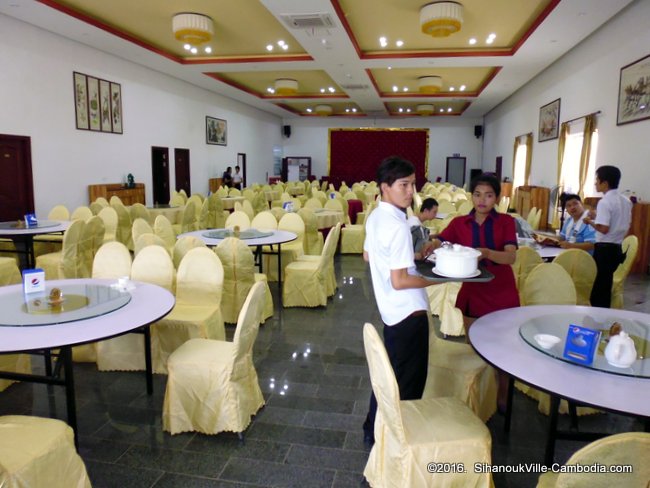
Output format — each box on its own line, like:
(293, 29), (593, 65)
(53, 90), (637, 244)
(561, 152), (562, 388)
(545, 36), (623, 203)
(486, 38), (494, 44)
(267, 88), (275, 93)
(345, 108), (350, 113)
(320, 88), (325, 93)
(447, 107), (452, 112)
(328, 87), (335, 93)
(406, 108), (411, 113)
(439, 108), (444, 112)
(184, 44), (191, 51)
(396, 40), (404, 47)
(266, 44), (273, 51)
(190, 47), (198, 54)
(204, 46), (212, 54)
(392, 85), (398, 92)
(460, 85), (466, 91)
(352, 108), (357, 113)
(379, 36), (387, 47)
(277, 40), (286, 46)
(468, 38), (477, 45)
(282, 44), (288, 51)
(403, 87), (408, 92)
(306, 108), (313, 113)
(398, 108), (403, 113)
(387, 66), (392, 70)
(449, 87), (455, 91)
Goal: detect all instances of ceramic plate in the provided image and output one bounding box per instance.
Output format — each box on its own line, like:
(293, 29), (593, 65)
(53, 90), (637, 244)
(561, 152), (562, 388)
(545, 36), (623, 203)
(432, 267), (480, 279)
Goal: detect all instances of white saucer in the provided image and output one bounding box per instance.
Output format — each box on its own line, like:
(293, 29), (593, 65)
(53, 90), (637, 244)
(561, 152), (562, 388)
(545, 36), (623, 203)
(606, 360), (635, 368)
(432, 267), (481, 279)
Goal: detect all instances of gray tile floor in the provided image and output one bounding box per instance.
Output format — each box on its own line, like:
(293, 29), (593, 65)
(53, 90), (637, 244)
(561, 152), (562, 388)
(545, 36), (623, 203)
(0, 255), (647, 487)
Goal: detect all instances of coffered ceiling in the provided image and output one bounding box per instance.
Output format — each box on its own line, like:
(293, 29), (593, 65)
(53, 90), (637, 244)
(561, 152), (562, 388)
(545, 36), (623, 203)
(0, 0), (634, 118)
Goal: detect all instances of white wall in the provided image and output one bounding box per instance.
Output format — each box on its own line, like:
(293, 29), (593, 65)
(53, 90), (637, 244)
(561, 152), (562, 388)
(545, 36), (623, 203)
(483, 0), (650, 198)
(0, 14), (283, 216)
(281, 116), (484, 185)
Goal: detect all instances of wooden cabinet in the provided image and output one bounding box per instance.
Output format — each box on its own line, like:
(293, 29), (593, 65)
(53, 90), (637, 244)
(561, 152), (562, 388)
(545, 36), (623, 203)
(501, 181), (513, 199)
(628, 202), (650, 274)
(88, 183), (145, 206)
(514, 185), (550, 230)
(209, 178), (223, 193)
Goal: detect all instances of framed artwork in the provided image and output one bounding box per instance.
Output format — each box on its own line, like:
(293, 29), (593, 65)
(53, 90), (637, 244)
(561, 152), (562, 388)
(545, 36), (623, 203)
(617, 53), (650, 126)
(206, 116), (227, 145)
(73, 72), (89, 130)
(87, 76), (101, 131)
(538, 98), (560, 142)
(99, 79), (112, 132)
(110, 82), (123, 133)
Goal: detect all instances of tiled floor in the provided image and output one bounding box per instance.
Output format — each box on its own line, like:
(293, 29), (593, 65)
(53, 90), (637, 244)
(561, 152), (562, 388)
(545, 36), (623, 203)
(0, 255), (647, 487)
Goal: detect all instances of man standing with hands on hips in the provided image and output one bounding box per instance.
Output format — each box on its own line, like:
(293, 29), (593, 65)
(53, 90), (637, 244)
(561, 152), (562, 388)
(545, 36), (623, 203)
(362, 156), (433, 446)
(583, 165), (632, 308)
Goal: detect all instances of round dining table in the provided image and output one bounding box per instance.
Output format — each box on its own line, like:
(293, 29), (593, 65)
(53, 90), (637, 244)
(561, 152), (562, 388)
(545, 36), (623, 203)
(0, 220), (70, 269)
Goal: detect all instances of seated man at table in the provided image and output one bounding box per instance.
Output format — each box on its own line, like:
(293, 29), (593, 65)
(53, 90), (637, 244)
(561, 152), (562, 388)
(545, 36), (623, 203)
(407, 198), (438, 260)
(538, 194), (596, 253)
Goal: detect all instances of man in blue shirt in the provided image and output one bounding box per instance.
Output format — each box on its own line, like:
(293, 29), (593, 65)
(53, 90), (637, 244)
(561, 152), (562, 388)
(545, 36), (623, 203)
(558, 194), (596, 253)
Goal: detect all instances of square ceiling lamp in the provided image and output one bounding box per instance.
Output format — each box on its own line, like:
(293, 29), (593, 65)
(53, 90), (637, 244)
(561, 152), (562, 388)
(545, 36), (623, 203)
(416, 104), (435, 116)
(314, 105), (333, 116)
(420, 2), (463, 37)
(274, 79), (299, 95)
(172, 13), (214, 46)
(418, 76), (443, 94)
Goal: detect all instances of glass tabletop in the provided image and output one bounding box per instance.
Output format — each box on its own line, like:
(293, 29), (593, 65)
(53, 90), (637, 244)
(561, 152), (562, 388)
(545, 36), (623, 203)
(0, 219), (62, 230)
(0, 283), (131, 327)
(203, 228), (274, 240)
(519, 312), (650, 378)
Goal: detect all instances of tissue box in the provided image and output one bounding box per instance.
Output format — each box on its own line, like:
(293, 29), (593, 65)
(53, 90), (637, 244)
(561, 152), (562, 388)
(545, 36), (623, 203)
(24, 213), (38, 227)
(563, 324), (601, 365)
(23, 268), (45, 294)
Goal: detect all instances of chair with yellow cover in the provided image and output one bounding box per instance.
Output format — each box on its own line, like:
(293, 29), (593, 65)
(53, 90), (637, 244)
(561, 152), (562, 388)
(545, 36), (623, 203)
(265, 212), (304, 282)
(526, 207), (539, 228)
(186, 195), (203, 219)
(129, 203), (152, 224)
(611, 234), (638, 309)
(111, 200), (133, 250)
(269, 207), (286, 222)
(89, 201), (103, 215)
(457, 199), (474, 215)
(295, 223), (341, 298)
(70, 206), (93, 221)
(97, 205), (118, 243)
(48, 204), (70, 220)
(172, 200), (198, 235)
(152, 247), (225, 374)
(0, 415), (91, 488)
(242, 188), (255, 202)
(35, 219), (85, 280)
(362, 323), (493, 488)
(153, 214), (176, 253)
(297, 208), (323, 255)
(313, 190), (327, 205)
(178, 189), (189, 202)
(169, 191), (185, 207)
(134, 233), (169, 256)
(80, 215), (104, 277)
(251, 211), (278, 231)
(33, 205), (70, 255)
(215, 186), (229, 197)
(172, 235), (206, 269)
(162, 282), (266, 436)
(0, 257), (20, 287)
(242, 199), (255, 220)
(521, 263), (577, 306)
(228, 188), (241, 197)
(437, 200), (456, 214)
(553, 249), (597, 306)
(340, 216), (364, 254)
(497, 196), (510, 213)
(536, 432), (650, 488)
(215, 237), (273, 324)
(512, 246), (543, 301)
(426, 281), (464, 337)
(109, 195), (123, 206)
(251, 191), (269, 214)
(131, 217), (154, 249)
(225, 210), (251, 230)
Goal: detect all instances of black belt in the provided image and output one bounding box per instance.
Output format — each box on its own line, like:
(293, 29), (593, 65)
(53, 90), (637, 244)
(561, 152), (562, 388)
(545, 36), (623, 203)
(409, 310), (428, 318)
(595, 242), (622, 248)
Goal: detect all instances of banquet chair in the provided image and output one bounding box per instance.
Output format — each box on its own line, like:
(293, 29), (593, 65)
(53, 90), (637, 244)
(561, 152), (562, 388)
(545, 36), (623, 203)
(497, 196), (510, 213)
(169, 191), (185, 207)
(536, 432), (650, 488)
(172, 200), (198, 235)
(47, 204), (70, 220)
(269, 207), (286, 222)
(162, 282), (266, 436)
(252, 191), (269, 214)
(80, 215), (104, 277)
(35, 219), (85, 280)
(111, 200), (133, 250)
(186, 195), (203, 219)
(129, 203), (152, 224)
(521, 263), (577, 306)
(457, 199), (474, 215)
(215, 237), (273, 324)
(313, 190), (327, 205)
(70, 205), (93, 221)
(343, 191), (357, 201)
(0, 256), (20, 286)
(242, 188), (255, 202)
(251, 211), (278, 231)
(98, 205), (118, 243)
(89, 201), (104, 215)
(553, 249), (597, 306)
(437, 191), (452, 202)
(228, 188), (241, 197)
(426, 281), (464, 336)
(0, 415), (91, 488)
(94, 196), (109, 207)
(526, 207), (539, 228)
(265, 212), (304, 281)
(34, 205), (69, 255)
(304, 197), (323, 210)
(437, 200), (457, 214)
(297, 208), (323, 255)
(172, 235), (206, 268)
(611, 234), (638, 309)
(340, 218), (364, 254)
(362, 323), (493, 488)
(225, 210), (251, 230)
(283, 223), (340, 307)
(134, 233), (169, 256)
(131, 217), (154, 248)
(512, 246), (543, 301)
(215, 186), (229, 198)
(153, 214), (176, 253)
(109, 195), (123, 206)
(152, 247), (225, 374)
(178, 189), (189, 202)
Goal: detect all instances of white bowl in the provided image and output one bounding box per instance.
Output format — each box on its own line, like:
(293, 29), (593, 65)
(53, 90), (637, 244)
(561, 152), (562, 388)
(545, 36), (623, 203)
(534, 334), (561, 350)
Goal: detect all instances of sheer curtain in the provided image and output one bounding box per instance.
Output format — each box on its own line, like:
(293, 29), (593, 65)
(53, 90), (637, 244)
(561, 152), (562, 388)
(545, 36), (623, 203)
(512, 133), (532, 189)
(558, 117), (598, 197)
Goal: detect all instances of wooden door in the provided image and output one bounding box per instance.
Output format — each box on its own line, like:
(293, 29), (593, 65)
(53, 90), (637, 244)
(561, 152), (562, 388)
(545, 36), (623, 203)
(151, 146), (170, 205)
(237, 152), (247, 188)
(495, 156), (503, 181)
(174, 148), (191, 195)
(0, 134), (34, 221)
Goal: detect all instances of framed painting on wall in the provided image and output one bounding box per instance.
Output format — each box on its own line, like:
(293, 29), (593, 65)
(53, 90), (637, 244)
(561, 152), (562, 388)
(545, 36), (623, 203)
(73, 72), (89, 130)
(110, 82), (123, 133)
(617, 53), (650, 126)
(99, 79), (112, 133)
(206, 116), (227, 145)
(538, 98), (560, 142)
(87, 76), (101, 131)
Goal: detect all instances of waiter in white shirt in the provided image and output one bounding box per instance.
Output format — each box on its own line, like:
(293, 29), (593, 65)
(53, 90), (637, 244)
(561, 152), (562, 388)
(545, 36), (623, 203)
(583, 165), (632, 308)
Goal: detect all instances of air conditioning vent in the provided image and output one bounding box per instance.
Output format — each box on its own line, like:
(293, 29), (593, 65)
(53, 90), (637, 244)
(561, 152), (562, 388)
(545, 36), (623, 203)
(340, 84), (369, 90)
(280, 13), (336, 29)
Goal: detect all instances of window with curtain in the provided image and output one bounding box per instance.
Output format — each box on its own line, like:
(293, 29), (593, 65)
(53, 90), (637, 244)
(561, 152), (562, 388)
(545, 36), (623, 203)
(558, 116), (598, 197)
(512, 133), (533, 189)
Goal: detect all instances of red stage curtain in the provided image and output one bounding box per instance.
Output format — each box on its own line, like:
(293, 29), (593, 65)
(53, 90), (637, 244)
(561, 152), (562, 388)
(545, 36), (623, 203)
(328, 129), (428, 188)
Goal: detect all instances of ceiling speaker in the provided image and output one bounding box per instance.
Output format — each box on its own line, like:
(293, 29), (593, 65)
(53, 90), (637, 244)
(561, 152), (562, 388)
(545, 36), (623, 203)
(283, 125), (291, 138)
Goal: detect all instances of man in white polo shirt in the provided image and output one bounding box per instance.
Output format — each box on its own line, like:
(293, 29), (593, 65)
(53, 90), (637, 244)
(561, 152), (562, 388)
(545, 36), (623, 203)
(583, 165), (632, 308)
(362, 156), (433, 446)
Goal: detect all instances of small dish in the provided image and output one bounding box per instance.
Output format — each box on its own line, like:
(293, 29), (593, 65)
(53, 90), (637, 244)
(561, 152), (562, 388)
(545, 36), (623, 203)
(534, 333), (561, 350)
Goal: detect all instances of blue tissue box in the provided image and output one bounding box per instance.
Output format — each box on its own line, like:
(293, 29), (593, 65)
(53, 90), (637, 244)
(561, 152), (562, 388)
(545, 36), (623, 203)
(24, 213), (38, 226)
(563, 324), (601, 365)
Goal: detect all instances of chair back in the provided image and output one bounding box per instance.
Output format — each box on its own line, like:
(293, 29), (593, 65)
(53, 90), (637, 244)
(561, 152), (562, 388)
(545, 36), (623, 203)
(242, 189), (255, 202)
(216, 187), (228, 197)
(512, 246), (543, 290)
(176, 247), (223, 305)
(47, 205), (70, 220)
(611, 235), (639, 309)
(92, 241), (131, 279)
(269, 207), (286, 221)
(134, 233), (169, 256)
(215, 237), (257, 323)
(318, 223), (340, 273)
(94, 197), (109, 207)
(97, 206), (118, 243)
(230, 282), (266, 380)
(324, 199), (343, 212)
(252, 191), (269, 214)
(129, 203), (151, 224)
(437, 200), (456, 214)
(278, 212), (305, 246)
(169, 192), (185, 207)
(521, 263), (577, 306)
(186, 195), (203, 219)
(80, 215), (105, 277)
(109, 195), (123, 206)
(111, 201), (133, 249)
(131, 245), (175, 292)
(304, 198), (323, 209)
(89, 201), (104, 216)
(60, 219), (86, 278)
(225, 211), (251, 230)
(132, 217), (154, 246)
(242, 199), (255, 220)
(179, 200), (198, 233)
(70, 206), (93, 221)
(173, 235), (206, 268)
(229, 188), (242, 197)
(313, 190), (327, 204)
(178, 189), (188, 202)
(457, 200), (473, 215)
(526, 207), (538, 227)
(153, 215), (176, 249)
(297, 208), (323, 255)
(251, 211), (278, 230)
(343, 192), (357, 201)
(363, 324), (406, 443)
(553, 249), (597, 306)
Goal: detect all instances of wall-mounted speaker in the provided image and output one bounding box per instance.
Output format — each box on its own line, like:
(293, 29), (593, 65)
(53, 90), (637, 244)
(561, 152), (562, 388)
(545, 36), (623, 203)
(474, 125), (483, 138)
(283, 125), (291, 138)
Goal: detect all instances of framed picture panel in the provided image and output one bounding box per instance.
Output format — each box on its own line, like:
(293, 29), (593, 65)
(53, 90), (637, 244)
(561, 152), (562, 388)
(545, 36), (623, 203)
(617, 53), (650, 126)
(538, 98), (560, 142)
(72, 71), (122, 134)
(206, 116), (227, 146)
(73, 72), (89, 130)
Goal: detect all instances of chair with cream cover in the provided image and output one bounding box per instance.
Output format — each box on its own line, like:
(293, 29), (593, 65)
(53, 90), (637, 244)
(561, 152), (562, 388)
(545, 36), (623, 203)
(215, 237), (273, 324)
(611, 234), (638, 309)
(186, 195), (203, 219)
(109, 195), (123, 206)
(362, 323), (493, 488)
(153, 214), (176, 253)
(251, 211), (278, 231)
(199, 195), (225, 230)
(304, 197), (323, 210)
(269, 207), (286, 222)
(152, 247), (225, 374)
(340, 205), (365, 254)
(131, 217), (154, 249)
(252, 191), (269, 214)
(178, 189), (189, 202)
(129, 203), (152, 224)
(0, 415), (91, 488)
(97, 205), (118, 243)
(297, 208), (323, 255)
(242, 199), (255, 220)
(526, 207), (539, 228)
(35, 219), (85, 280)
(294, 223), (341, 299)
(163, 282), (266, 436)
(265, 212), (304, 281)
(172, 235), (206, 269)
(169, 191), (185, 207)
(426, 281), (464, 336)
(111, 200), (133, 250)
(228, 188), (241, 197)
(89, 201), (103, 215)
(242, 188), (255, 202)
(553, 249), (597, 306)
(521, 263), (577, 306)
(80, 215), (105, 277)
(33, 205), (69, 255)
(215, 186), (229, 198)
(70, 205), (93, 221)
(437, 200), (457, 215)
(496, 196), (510, 213)
(225, 210), (251, 230)
(457, 199), (474, 215)
(134, 233), (169, 256)
(172, 200), (198, 235)
(512, 246), (543, 301)
(48, 204), (70, 220)
(536, 432), (650, 488)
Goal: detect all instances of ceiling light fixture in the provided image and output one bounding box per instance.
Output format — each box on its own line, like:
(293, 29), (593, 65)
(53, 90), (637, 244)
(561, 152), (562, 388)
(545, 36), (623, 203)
(396, 40), (404, 47)
(172, 13), (214, 47)
(266, 44), (273, 51)
(468, 37), (477, 45)
(306, 108), (313, 113)
(314, 105), (332, 116)
(274, 79), (298, 95)
(420, 2), (463, 38)
(418, 75), (443, 94)
(459, 85), (466, 91)
(417, 104), (435, 116)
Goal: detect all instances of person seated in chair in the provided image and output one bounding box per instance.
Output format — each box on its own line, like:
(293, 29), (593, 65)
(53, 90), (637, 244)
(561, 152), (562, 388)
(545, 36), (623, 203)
(407, 198), (438, 260)
(537, 194), (596, 253)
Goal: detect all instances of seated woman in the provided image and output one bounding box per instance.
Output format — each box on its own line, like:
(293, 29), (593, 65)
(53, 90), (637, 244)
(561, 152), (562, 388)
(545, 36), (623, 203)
(432, 173), (519, 411)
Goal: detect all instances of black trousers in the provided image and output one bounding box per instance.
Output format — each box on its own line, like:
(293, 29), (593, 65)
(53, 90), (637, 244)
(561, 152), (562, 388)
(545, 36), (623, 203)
(590, 242), (623, 308)
(363, 312), (429, 437)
